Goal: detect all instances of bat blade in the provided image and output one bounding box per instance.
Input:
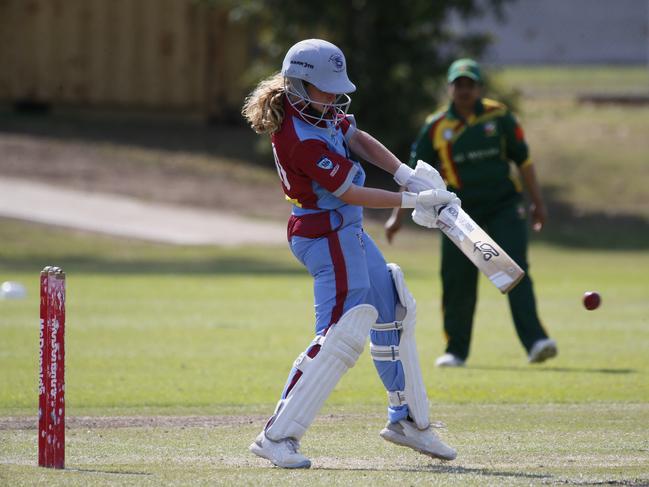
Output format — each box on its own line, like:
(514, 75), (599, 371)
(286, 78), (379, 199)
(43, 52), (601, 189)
(436, 205), (525, 293)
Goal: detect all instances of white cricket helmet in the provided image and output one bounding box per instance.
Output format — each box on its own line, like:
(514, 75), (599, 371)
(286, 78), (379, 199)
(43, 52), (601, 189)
(281, 39), (356, 126)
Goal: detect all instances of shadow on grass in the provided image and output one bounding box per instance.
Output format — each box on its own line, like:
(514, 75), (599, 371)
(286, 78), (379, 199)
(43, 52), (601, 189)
(0, 110), (268, 165)
(67, 468), (152, 476)
(423, 464), (551, 480)
(0, 256), (304, 276)
(0, 254), (437, 279)
(2, 112), (647, 250)
(320, 464), (551, 480)
(470, 366), (635, 374)
(533, 186), (649, 250)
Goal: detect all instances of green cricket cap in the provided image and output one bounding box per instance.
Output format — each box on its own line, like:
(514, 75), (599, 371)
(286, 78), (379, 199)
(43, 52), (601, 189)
(447, 58), (482, 83)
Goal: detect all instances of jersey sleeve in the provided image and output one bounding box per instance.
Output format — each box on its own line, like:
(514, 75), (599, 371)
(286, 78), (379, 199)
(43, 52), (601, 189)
(339, 114), (357, 144)
(502, 110), (530, 166)
(291, 139), (358, 197)
(408, 119), (438, 169)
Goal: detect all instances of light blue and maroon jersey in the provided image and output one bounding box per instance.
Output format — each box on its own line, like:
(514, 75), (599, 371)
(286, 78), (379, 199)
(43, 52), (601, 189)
(271, 97), (365, 218)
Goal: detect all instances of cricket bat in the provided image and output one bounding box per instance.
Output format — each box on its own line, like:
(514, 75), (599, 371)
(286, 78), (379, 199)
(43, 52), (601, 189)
(436, 205), (525, 293)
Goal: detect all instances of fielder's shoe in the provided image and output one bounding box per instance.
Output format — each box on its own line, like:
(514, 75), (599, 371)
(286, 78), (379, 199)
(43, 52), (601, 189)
(528, 338), (558, 364)
(380, 419), (457, 461)
(435, 353), (465, 367)
(249, 431), (311, 469)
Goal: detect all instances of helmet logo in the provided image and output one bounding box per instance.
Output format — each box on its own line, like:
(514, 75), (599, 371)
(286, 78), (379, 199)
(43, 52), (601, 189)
(290, 59), (314, 70)
(329, 54), (344, 72)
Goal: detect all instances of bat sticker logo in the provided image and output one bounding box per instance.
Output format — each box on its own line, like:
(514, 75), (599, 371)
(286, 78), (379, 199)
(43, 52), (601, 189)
(445, 206), (459, 218)
(473, 241), (500, 261)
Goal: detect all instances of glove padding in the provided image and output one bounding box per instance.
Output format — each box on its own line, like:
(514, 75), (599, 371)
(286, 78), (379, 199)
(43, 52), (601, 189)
(412, 190), (461, 229)
(394, 161), (447, 193)
(412, 207), (438, 228)
(408, 160), (446, 192)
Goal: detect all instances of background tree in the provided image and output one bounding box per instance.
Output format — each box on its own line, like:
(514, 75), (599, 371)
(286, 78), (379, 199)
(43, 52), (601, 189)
(225, 0), (511, 181)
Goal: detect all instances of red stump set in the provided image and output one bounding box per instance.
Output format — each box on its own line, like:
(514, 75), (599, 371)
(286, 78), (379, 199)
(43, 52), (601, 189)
(39, 266), (66, 469)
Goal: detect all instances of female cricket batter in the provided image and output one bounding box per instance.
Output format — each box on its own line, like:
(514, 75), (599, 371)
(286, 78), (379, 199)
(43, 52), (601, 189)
(241, 39), (459, 468)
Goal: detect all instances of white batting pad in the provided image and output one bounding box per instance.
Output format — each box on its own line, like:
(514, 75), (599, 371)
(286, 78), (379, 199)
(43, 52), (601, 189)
(386, 263), (430, 430)
(265, 304), (378, 441)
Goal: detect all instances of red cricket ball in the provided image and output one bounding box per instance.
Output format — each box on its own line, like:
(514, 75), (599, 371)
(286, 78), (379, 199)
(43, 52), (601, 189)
(583, 291), (601, 310)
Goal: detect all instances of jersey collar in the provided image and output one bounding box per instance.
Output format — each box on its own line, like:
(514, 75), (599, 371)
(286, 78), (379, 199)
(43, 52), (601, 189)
(447, 98), (484, 123)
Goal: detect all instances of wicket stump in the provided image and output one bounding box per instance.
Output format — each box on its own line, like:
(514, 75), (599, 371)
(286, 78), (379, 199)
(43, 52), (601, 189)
(39, 266), (66, 469)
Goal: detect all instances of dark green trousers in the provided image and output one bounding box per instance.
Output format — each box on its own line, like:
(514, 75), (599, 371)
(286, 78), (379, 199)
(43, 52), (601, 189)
(440, 202), (548, 360)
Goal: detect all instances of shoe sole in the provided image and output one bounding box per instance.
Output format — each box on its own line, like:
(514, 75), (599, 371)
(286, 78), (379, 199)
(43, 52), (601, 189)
(380, 429), (456, 461)
(249, 442), (312, 469)
(529, 344), (557, 363)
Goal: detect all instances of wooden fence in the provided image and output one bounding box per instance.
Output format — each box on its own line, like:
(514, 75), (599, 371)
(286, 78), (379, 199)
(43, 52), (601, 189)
(0, 0), (251, 119)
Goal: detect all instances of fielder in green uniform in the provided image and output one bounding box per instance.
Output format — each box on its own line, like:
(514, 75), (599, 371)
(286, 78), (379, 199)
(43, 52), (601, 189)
(385, 58), (557, 366)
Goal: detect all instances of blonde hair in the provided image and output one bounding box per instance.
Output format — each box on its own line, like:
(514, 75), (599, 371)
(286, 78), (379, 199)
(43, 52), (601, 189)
(241, 72), (286, 135)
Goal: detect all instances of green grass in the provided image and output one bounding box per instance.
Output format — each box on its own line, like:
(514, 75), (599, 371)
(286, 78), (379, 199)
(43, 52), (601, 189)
(2, 405), (648, 486)
(490, 65), (649, 247)
(523, 98), (649, 221)
(434, 65), (649, 247)
(1, 218), (648, 485)
(2, 64), (649, 484)
(493, 65), (649, 97)
(1, 218), (647, 411)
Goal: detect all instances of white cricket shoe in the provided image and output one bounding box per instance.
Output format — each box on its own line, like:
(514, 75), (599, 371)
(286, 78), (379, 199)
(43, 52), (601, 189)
(380, 419), (457, 461)
(528, 338), (558, 364)
(249, 431), (311, 469)
(435, 353), (465, 367)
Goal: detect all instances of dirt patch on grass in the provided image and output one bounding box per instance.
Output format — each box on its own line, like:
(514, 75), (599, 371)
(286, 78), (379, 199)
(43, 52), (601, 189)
(0, 415), (268, 430)
(0, 413), (382, 431)
(0, 128), (289, 221)
(0, 113), (398, 227)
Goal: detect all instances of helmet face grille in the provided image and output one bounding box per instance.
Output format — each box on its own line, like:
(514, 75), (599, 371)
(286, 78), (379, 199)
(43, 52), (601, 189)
(284, 78), (351, 127)
(285, 77), (309, 99)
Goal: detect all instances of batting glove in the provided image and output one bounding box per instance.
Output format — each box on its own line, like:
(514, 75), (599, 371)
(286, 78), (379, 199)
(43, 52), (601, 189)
(394, 161), (447, 193)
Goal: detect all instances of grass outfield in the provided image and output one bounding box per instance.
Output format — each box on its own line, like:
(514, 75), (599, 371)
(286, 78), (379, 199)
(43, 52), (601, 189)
(1, 64), (648, 484)
(1, 218), (648, 485)
(491, 65), (649, 249)
(2, 405), (647, 486)
(493, 65), (649, 97)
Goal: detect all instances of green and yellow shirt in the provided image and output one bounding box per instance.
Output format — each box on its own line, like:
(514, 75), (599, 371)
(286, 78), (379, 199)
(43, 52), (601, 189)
(409, 98), (530, 214)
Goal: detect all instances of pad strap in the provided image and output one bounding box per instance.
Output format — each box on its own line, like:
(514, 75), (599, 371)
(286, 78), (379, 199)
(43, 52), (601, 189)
(292, 335), (326, 374)
(370, 343), (400, 361)
(388, 390), (407, 407)
(372, 320), (403, 331)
